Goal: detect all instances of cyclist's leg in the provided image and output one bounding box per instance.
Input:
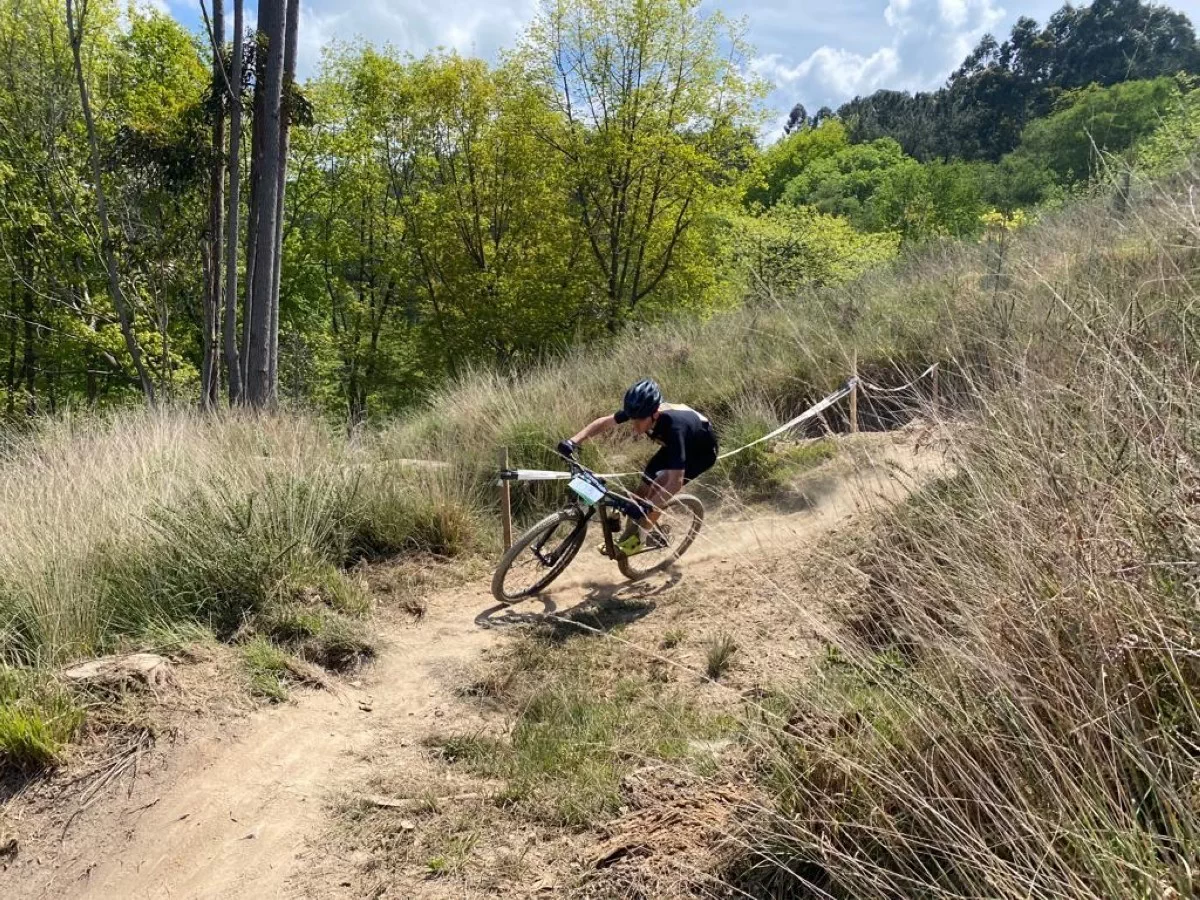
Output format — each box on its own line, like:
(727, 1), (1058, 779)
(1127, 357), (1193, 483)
(643, 470), (682, 525)
(636, 447), (675, 524)
(612, 451), (667, 545)
(644, 435), (717, 523)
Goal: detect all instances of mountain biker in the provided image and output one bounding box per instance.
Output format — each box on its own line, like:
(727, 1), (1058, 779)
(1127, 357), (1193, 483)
(557, 379), (718, 556)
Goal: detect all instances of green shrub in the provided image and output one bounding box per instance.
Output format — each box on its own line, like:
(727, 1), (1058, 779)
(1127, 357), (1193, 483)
(0, 667), (84, 772)
(716, 409), (838, 500)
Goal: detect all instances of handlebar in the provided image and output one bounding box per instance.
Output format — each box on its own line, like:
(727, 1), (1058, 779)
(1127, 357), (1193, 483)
(497, 455), (605, 487)
(566, 456), (607, 486)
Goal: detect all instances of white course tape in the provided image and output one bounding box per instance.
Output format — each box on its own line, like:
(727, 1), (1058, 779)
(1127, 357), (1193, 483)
(503, 468), (590, 482)
(859, 363), (938, 396)
(715, 382), (852, 462)
(501, 380), (855, 484)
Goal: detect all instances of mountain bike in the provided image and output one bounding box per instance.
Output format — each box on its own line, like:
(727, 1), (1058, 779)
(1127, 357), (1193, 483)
(491, 458), (705, 605)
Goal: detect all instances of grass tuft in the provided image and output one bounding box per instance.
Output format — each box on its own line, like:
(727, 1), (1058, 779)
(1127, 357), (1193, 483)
(660, 628), (686, 649)
(704, 635), (738, 680)
(0, 667), (84, 773)
(241, 637), (292, 702)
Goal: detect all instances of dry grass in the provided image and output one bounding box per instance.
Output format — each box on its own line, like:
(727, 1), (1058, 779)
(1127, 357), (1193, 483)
(430, 632), (738, 829)
(0, 410), (485, 775)
(723, 182), (1200, 898)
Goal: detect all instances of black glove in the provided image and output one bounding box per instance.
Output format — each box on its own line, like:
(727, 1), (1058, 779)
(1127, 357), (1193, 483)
(556, 438), (578, 459)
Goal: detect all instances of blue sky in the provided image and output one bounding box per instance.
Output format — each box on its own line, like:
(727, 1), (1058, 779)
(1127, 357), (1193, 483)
(159, 0), (1200, 133)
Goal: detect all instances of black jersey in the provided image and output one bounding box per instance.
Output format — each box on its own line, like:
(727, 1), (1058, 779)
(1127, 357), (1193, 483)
(615, 403), (717, 476)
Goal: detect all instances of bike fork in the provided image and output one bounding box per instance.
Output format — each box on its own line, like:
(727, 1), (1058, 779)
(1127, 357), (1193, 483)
(598, 509), (621, 559)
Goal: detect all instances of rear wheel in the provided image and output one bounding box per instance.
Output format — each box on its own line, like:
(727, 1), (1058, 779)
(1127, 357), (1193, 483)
(617, 494), (704, 581)
(491, 508), (588, 605)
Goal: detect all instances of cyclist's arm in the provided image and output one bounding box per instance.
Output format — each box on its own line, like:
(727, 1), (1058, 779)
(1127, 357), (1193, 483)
(569, 415), (617, 445)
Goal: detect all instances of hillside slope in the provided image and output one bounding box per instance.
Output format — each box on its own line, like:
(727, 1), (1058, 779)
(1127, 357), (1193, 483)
(0, 429), (943, 899)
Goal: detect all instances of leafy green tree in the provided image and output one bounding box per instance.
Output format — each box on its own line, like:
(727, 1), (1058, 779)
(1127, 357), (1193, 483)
(398, 54), (590, 366)
(978, 154), (1058, 212)
(1134, 79), (1200, 174)
(833, 0), (1200, 163)
(866, 161), (989, 241)
(286, 45), (594, 420)
(743, 119), (848, 208)
(727, 205), (898, 299)
(523, 0), (762, 331)
(1012, 77), (1180, 183)
(836, 89), (948, 161)
(779, 137), (910, 223)
(0, 0), (211, 414)
(1044, 0), (1200, 89)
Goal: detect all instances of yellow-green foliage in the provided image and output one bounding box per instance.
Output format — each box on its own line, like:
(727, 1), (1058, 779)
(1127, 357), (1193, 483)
(1134, 79), (1200, 175)
(728, 205), (901, 299)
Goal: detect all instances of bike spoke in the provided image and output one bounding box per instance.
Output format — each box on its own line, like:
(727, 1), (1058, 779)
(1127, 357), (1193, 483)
(619, 497), (702, 579)
(500, 519), (581, 598)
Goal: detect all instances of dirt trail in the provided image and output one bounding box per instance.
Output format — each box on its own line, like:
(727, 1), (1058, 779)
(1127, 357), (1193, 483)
(2, 432), (943, 900)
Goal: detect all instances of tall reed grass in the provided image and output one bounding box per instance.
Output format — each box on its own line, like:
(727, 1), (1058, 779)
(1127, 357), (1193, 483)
(725, 182), (1199, 898)
(0, 410), (482, 669)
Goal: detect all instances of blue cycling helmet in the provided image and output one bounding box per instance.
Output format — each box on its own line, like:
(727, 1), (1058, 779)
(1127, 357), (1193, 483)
(622, 379), (662, 419)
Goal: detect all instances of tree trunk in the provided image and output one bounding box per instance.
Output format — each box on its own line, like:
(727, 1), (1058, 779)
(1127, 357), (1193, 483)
(5, 277), (16, 419)
(224, 0), (245, 403)
(268, 0), (299, 392)
(242, 5), (268, 387)
(244, 0), (285, 408)
(201, 0), (226, 410)
(66, 0), (156, 404)
(20, 252), (35, 417)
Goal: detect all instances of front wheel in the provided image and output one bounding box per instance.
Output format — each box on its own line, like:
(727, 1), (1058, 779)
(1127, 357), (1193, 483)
(617, 494), (704, 581)
(491, 508), (588, 605)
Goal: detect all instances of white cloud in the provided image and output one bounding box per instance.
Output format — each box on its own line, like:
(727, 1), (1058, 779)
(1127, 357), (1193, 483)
(292, 0), (540, 76)
(938, 0), (969, 28)
(752, 0), (1007, 119)
(298, 5), (348, 75)
(884, 0), (914, 28)
(753, 46), (901, 100)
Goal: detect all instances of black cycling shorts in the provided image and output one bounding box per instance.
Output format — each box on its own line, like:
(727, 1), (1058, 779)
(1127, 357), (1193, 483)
(642, 435), (719, 484)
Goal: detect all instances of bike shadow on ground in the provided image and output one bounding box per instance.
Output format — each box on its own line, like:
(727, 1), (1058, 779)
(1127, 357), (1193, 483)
(474, 567), (685, 641)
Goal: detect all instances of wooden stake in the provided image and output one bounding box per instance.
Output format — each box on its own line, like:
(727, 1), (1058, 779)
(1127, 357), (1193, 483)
(499, 447), (513, 551)
(850, 352), (859, 434)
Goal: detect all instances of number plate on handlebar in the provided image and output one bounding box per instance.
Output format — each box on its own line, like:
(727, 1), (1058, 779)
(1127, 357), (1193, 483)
(567, 474), (606, 506)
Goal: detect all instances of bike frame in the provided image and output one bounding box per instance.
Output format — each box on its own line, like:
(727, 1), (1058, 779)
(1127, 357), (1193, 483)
(500, 459), (625, 563)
